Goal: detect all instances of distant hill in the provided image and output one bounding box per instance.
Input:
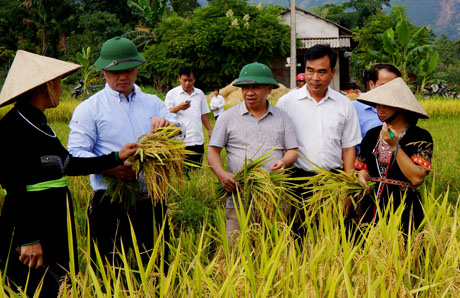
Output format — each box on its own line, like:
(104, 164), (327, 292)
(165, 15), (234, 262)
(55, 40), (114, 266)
(197, 0), (459, 41)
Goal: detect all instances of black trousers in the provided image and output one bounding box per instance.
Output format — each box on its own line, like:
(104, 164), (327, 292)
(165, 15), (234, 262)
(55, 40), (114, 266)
(88, 190), (170, 267)
(185, 144), (204, 170)
(288, 167), (317, 238)
(289, 167), (343, 239)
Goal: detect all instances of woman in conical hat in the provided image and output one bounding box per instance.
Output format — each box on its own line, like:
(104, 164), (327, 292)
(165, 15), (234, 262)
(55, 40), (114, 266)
(353, 77), (433, 234)
(0, 51), (138, 297)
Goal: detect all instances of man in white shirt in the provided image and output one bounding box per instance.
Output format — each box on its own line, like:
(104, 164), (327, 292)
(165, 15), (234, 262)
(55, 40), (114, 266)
(209, 89), (225, 120)
(165, 66), (212, 166)
(277, 44), (361, 236)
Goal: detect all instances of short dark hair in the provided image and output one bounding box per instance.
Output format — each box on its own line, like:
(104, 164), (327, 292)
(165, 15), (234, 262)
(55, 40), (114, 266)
(304, 44), (337, 70)
(179, 66), (195, 77)
(362, 64), (401, 91)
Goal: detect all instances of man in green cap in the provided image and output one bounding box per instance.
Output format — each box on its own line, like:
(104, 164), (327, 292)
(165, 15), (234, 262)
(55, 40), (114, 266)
(207, 62), (298, 238)
(68, 37), (178, 264)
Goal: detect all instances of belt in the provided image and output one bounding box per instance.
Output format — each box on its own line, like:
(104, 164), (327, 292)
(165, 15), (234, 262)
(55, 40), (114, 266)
(370, 177), (416, 190)
(26, 177), (67, 192)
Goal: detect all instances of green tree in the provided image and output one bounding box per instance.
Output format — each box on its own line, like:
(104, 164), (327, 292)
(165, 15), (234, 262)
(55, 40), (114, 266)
(128, 0), (168, 30)
(81, 0), (137, 27)
(64, 11), (125, 62)
(75, 47), (98, 98)
(434, 35), (460, 89)
(19, 0), (78, 56)
(312, 0), (390, 29)
(123, 0), (168, 51)
(170, 0), (200, 17)
(141, 0), (290, 92)
(351, 6), (435, 87)
(372, 11), (436, 80)
(0, 0), (27, 51)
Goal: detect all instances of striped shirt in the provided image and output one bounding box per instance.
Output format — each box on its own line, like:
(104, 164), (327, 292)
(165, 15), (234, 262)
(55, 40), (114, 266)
(209, 102), (298, 208)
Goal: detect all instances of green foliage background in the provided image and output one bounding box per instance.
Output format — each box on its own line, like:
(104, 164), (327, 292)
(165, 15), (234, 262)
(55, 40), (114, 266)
(141, 0), (290, 92)
(0, 0), (458, 91)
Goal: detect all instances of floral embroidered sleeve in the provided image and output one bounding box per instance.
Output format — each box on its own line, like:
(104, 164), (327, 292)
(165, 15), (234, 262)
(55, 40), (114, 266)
(410, 141), (433, 171)
(354, 155), (368, 170)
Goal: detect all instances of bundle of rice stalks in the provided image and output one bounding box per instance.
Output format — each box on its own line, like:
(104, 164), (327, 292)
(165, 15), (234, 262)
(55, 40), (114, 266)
(104, 125), (196, 210)
(216, 150), (299, 222)
(299, 166), (375, 218)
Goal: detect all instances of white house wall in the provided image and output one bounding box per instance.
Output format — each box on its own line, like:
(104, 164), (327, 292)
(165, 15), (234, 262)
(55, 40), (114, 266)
(282, 12), (340, 38)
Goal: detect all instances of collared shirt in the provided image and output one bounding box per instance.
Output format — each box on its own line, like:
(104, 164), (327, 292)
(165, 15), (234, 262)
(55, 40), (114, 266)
(209, 102), (298, 208)
(68, 84), (179, 191)
(277, 85), (361, 171)
(352, 100), (382, 152)
(209, 95), (226, 116)
(276, 88), (299, 106)
(165, 85), (210, 146)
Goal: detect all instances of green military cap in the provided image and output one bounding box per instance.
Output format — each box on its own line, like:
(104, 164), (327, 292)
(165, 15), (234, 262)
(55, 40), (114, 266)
(94, 37), (145, 71)
(233, 62), (279, 89)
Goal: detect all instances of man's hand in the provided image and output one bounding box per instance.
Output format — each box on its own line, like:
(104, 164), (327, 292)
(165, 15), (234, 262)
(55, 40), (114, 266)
(177, 101), (191, 111)
(358, 170), (371, 195)
(151, 117), (171, 133)
(119, 142), (139, 161)
(218, 172), (238, 193)
(270, 159), (286, 171)
(107, 160), (136, 180)
(19, 242), (43, 269)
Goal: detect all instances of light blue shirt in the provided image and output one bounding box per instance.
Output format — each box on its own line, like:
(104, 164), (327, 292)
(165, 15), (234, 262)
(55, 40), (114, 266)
(352, 100), (382, 152)
(68, 84), (180, 191)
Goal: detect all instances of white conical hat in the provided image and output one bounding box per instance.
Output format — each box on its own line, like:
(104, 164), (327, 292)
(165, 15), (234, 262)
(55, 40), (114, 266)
(357, 77), (428, 119)
(0, 50), (81, 106)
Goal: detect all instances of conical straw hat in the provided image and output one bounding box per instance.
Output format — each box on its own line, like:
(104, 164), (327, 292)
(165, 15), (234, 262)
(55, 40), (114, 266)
(0, 50), (81, 106)
(357, 77), (428, 119)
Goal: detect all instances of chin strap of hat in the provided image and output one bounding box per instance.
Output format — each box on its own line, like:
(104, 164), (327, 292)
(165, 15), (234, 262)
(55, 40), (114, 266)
(384, 109), (402, 170)
(103, 58), (144, 70)
(235, 79), (260, 84)
(383, 109), (401, 125)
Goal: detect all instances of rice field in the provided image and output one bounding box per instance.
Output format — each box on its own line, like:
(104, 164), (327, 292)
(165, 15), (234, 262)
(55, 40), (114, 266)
(1, 93), (460, 297)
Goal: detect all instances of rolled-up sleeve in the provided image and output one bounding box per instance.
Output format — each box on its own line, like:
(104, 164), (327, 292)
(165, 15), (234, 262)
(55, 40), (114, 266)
(164, 90), (175, 110)
(208, 112), (228, 149)
(200, 94), (210, 115)
(68, 102), (98, 158)
(155, 97), (180, 124)
(341, 102), (362, 148)
(281, 111), (298, 149)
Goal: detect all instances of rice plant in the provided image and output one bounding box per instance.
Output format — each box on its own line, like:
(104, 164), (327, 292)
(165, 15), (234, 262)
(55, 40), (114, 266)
(216, 150), (299, 222)
(299, 166), (375, 219)
(2, 90), (460, 297)
(104, 125), (196, 209)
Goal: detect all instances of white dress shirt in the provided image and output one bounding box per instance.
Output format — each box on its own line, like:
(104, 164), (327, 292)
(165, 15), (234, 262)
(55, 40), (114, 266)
(277, 85), (361, 171)
(209, 95), (225, 117)
(165, 85), (210, 146)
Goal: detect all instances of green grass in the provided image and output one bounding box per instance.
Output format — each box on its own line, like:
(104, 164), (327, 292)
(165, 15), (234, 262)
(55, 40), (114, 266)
(418, 116), (460, 201)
